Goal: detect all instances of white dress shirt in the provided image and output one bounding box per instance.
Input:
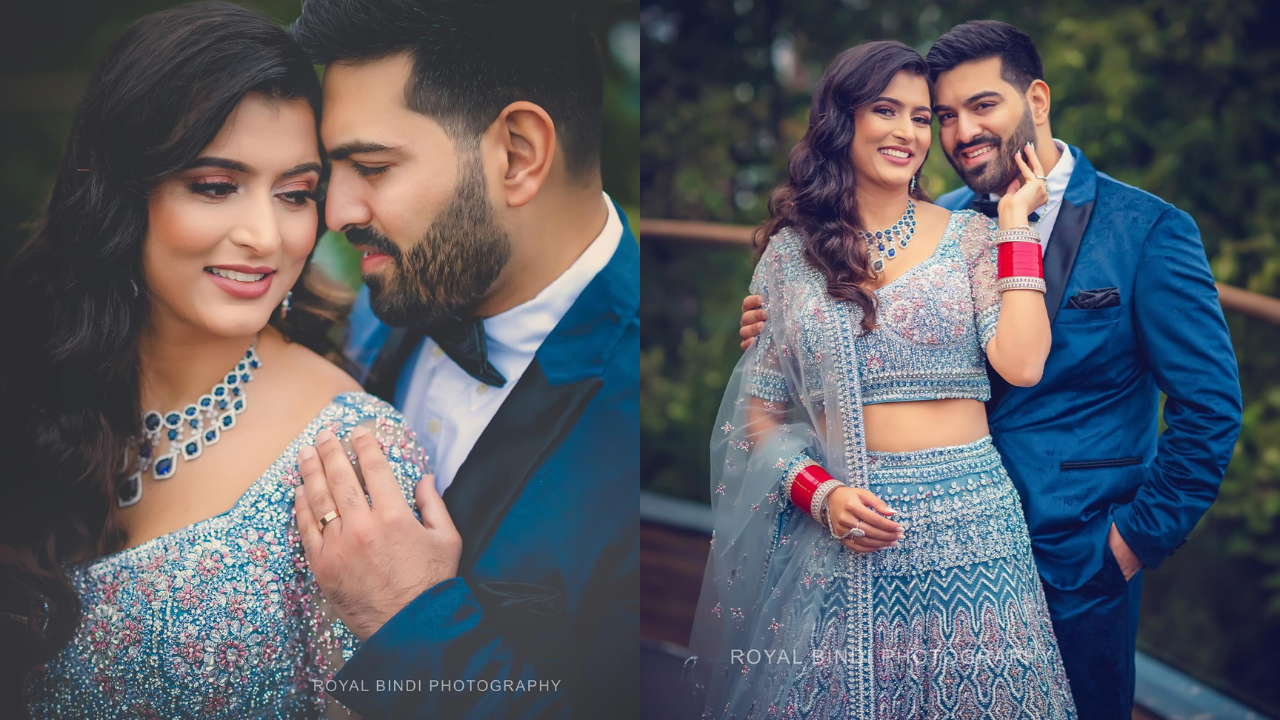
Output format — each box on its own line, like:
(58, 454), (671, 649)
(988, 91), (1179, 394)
(983, 138), (1076, 251)
(400, 192), (623, 494)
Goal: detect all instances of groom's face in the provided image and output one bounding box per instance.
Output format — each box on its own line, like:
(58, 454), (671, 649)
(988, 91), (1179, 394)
(933, 56), (1037, 195)
(320, 52), (511, 327)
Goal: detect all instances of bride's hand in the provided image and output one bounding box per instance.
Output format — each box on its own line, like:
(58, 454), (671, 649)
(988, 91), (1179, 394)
(827, 486), (904, 553)
(998, 143), (1048, 227)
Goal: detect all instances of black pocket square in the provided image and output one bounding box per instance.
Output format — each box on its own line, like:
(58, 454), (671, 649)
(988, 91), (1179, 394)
(1066, 287), (1121, 309)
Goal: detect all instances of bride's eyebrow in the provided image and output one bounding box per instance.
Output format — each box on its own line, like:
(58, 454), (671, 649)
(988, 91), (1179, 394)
(280, 162), (322, 179)
(184, 156), (251, 173)
(871, 96), (931, 114)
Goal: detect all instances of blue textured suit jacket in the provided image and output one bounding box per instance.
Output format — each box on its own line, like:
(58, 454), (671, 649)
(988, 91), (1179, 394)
(331, 204), (640, 718)
(936, 146), (1242, 591)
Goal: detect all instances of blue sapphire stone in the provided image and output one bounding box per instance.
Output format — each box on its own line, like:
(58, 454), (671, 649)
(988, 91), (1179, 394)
(214, 387), (225, 397)
(887, 248), (896, 257)
(155, 458), (173, 475)
(232, 387), (241, 396)
(218, 399), (228, 410)
(205, 430), (217, 442)
(222, 415), (234, 428)
(240, 373), (250, 382)
(226, 374), (238, 386)
(200, 398), (212, 408)
(167, 428), (179, 440)
(249, 360), (259, 369)
(166, 413), (181, 426)
(185, 442), (198, 455)
(233, 399), (244, 411)
(145, 414), (162, 431)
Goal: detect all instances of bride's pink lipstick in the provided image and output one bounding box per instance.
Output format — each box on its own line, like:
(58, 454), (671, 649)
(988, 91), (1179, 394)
(204, 264), (275, 299)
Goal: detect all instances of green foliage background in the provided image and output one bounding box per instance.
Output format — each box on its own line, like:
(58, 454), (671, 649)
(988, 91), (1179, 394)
(640, 0), (1280, 712)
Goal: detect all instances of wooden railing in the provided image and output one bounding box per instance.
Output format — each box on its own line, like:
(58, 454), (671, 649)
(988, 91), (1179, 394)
(639, 218), (1280, 326)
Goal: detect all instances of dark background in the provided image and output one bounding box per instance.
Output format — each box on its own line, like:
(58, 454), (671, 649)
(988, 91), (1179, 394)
(640, 0), (1279, 714)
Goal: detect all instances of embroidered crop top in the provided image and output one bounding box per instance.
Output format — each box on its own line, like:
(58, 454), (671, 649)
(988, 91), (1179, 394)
(23, 392), (430, 720)
(749, 209), (1001, 406)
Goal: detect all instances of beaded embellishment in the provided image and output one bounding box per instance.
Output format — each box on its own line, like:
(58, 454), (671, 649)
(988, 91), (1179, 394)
(117, 344), (261, 508)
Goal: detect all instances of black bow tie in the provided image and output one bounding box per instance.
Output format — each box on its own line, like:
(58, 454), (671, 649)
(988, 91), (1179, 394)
(422, 317), (507, 387)
(971, 196), (1039, 224)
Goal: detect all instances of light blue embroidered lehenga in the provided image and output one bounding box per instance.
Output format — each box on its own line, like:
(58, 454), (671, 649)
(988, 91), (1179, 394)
(23, 392), (429, 720)
(689, 210), (1077, 719)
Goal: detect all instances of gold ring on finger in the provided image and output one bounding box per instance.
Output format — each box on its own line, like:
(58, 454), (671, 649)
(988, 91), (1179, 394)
(318, 509), (341, 534)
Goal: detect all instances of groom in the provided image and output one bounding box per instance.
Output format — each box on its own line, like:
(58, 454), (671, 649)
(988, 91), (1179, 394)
(290, 1), (638, 719)
(741, 20), (1241, 720)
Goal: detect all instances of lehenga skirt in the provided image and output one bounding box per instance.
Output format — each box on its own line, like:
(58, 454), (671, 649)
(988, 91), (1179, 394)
(857, 435), (1077, 719)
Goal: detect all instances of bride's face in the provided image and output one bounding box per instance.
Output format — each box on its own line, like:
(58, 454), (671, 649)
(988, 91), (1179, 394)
(143, 94), (322, 339)
(849, 70), (932, 191)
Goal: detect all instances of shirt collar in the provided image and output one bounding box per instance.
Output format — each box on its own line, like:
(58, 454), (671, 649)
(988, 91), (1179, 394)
(481, 192), (622, 373)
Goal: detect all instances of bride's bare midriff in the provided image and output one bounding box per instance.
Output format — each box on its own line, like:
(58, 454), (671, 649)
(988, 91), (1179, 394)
(862, 398), (989, 452)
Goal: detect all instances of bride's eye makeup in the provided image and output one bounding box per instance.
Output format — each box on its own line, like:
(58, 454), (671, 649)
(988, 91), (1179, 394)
(277, 181), (319, 207)
(188, 176), (237, 198)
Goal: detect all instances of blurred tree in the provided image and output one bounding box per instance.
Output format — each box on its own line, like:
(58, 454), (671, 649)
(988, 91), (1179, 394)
(641, 0), (1280, 712)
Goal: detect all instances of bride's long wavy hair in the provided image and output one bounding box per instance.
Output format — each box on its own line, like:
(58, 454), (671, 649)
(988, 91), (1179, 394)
(0, 3), (352, 708)
(756, 40), (933, 331)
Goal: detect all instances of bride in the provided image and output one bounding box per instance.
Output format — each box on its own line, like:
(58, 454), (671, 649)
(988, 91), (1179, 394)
(0, 4), (430, 718)
(689, 41), (1077, 718)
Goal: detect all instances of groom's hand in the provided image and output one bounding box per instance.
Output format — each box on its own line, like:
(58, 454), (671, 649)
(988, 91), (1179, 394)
(740, 294), (766, 350)
(294, 426), (462, 641)
(1108, 522), (1143, 581)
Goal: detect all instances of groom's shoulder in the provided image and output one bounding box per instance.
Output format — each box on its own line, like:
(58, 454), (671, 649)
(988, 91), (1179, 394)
(1094, 169), (1177, 219)
(344, 285), (392, 381)
(934, 185), (974, 211)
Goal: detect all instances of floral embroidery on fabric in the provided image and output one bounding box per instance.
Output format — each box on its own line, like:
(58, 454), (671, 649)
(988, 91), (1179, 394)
(25, 392), (428, 720)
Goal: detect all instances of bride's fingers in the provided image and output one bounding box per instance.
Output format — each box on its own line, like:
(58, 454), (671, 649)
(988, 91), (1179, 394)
(841, 536), (895, 553)
(833, 509), (899, 541)
(1026, 142), (1047, 176)
(1014, 146), (1034, 180)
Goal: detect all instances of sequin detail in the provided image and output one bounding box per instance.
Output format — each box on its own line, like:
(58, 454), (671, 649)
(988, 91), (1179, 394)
(749, 210), (1001, 406)
(760, 438), (1075, 719)
(24, 392), (429, 720)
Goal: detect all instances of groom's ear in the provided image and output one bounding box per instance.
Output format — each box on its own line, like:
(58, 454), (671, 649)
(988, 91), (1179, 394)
(1024, 79), (1052, 127)
(491, 101), (556, 209)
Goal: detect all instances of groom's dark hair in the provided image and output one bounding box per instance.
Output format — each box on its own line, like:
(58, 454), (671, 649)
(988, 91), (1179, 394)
(925, 20), (1043, 91)
(291, 0), (603, 177)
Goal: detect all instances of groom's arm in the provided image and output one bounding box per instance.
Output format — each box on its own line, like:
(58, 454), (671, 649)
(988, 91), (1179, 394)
(1114, 206), (1243, 569)
(329, 576), (571, 720)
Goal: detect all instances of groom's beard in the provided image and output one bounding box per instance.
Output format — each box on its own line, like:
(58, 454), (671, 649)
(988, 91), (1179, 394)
(352, 153), (511, 329)
(946, 106), (1037, 196)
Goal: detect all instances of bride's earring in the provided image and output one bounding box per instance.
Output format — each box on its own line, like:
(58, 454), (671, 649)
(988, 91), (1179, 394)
(910, 175), (917, 194)
(280, 290), (292, 320)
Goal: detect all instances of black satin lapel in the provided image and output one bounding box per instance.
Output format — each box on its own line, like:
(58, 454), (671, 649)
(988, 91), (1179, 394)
(1042, 198), (1096, 324)
(362, 327), (425, 404)
(443, 359), (603, 573)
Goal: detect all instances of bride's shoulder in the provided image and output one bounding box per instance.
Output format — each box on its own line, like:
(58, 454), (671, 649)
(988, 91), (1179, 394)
(272, 340), (363, 397)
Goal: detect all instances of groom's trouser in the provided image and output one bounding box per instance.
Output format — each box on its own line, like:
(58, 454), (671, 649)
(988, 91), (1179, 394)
(1040, 542), (1144, 720)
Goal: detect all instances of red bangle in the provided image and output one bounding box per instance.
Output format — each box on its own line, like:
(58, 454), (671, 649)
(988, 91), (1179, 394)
(997, 242), (1044, 279)
(784, 460), (832, 511)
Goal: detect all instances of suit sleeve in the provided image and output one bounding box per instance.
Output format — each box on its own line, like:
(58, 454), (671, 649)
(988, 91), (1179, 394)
(1113, 207), (1243, 569)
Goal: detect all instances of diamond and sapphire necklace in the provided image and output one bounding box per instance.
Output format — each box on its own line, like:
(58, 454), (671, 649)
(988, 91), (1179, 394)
(862, 199), (917, 273)
(117, 342), (261, 508)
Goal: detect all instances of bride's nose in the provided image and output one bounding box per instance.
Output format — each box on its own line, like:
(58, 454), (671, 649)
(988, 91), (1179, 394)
(226, 191), (281, 255)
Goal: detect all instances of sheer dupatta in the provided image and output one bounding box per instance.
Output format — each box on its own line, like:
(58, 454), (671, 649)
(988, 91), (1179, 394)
(687, 228), (877, 719)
